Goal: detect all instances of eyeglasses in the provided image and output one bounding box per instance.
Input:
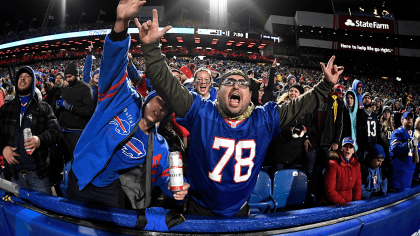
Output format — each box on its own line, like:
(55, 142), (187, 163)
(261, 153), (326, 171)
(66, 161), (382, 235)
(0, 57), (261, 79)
(195, 78), (211, 84)
(221, 78), (250, 88)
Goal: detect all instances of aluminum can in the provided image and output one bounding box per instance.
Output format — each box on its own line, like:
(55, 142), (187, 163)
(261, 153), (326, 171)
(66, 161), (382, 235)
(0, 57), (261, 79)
(23, 128), (32, 154)
(168, 151), (184, 192)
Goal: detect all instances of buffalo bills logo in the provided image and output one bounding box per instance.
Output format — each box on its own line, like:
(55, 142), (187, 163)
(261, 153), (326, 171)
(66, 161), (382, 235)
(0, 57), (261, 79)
(121, 137), (146, 159)
(109, 116), (131, 135)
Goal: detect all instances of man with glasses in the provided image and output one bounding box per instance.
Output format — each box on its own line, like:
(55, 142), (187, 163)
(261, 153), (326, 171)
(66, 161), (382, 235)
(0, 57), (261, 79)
(136, 8), (343, 217)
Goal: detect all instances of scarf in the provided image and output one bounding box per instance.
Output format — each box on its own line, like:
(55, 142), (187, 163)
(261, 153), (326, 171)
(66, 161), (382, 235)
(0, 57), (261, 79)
(216, 101), (255, 120)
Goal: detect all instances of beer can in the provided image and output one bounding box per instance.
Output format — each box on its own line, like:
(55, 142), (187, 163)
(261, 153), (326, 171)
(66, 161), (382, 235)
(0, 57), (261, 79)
(23, 128), (32, 154)
(169, 151), (184, 192)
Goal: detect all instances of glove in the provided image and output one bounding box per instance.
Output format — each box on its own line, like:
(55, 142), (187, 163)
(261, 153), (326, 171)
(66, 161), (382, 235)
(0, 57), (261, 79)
(290, 125), (307, 138)
(56, 98), (64, 109)
(63, 100), (73, 111)
(135, 207), (185, 231)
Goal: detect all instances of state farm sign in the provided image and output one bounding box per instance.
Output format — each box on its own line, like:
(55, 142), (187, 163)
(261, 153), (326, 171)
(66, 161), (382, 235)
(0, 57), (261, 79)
(337, 15), (395, 34)
(344, 19), (389, 30)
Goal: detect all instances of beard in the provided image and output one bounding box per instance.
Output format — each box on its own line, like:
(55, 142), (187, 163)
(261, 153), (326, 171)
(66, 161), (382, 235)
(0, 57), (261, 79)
(18, 86), (32, 96)
(67, 78), (77, 87)
(364, 102), (372, 108)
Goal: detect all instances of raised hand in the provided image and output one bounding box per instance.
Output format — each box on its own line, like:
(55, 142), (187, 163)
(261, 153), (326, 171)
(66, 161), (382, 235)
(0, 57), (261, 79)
(320, 55), (344, 85)
(114, 0), (147, 33)
(88, 42), (93, 52)
(135, 9), (172, 44)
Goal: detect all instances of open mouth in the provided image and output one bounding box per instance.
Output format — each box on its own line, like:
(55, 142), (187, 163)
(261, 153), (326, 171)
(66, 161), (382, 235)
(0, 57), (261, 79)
(229, 93), (241, 107)
(153, 110), (160, 117)
(199, 86), (207, 93)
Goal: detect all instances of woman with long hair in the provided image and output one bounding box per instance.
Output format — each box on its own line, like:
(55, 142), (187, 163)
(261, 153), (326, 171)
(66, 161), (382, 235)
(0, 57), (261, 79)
(379, 106), (395, 178)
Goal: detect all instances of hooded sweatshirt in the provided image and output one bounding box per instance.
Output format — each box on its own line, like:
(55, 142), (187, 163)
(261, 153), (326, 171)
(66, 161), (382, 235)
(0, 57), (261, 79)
(343, 90), (358, 151)
(352, 79), (363, 107)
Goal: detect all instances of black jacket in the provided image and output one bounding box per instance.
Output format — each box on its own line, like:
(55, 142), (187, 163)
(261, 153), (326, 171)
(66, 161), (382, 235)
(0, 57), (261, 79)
(272, 113), (312, 164)
(45, 85), (64, 118)
(309, 93), (343, 147)
(59, 79), (94, 130)
(0, 67), (60, 179)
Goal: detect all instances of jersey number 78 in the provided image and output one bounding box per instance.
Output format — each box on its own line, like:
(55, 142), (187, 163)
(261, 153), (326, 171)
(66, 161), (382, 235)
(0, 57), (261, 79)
(209, 137), (256, 183)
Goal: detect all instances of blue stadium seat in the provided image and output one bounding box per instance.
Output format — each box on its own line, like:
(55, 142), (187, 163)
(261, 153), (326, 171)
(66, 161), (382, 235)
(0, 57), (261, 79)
(272, 169), (308, 209)
(59, 161), (72, 198)
(249, 171), (275, 214)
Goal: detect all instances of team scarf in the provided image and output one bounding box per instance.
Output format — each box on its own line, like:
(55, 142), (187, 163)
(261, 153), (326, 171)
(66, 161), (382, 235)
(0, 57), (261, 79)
(215, 101), (255, 121)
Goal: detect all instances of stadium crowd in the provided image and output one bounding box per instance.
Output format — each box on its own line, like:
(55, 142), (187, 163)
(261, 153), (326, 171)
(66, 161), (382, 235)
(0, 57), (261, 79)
(0, 1), (419, 228)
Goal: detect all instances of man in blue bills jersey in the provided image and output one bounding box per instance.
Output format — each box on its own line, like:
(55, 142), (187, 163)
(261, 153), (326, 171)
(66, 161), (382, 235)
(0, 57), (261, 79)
(135, 8), (343, 217)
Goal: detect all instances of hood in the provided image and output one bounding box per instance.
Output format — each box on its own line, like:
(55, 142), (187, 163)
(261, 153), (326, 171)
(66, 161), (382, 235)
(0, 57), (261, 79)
(351, 79), (363, 94)
(15, 66), (37, 101)
(344, 90), (358, 112)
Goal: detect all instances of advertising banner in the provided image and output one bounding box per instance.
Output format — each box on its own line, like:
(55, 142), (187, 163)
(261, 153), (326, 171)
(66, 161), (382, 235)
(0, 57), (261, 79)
(336, 41), (396, 55)
(337, 15), (395, 34)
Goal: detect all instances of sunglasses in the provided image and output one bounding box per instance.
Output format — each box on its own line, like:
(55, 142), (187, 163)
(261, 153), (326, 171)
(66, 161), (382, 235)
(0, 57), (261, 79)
(221, 78), (250, 88)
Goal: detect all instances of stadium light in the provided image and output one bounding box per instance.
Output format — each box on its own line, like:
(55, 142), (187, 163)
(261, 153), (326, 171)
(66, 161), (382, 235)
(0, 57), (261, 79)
(396, 77), (401, 81)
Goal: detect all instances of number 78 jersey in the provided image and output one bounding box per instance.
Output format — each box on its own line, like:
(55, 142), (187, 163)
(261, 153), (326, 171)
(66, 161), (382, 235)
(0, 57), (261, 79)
(176, 94), (281, 217)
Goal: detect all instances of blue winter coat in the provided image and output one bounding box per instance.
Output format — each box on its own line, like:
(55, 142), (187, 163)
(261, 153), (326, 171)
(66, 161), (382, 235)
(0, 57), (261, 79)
(72, 33), (171, 196)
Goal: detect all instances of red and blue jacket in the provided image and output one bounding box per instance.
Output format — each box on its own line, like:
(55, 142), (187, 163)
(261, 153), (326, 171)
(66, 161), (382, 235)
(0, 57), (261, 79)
(72, 31), (171, 196)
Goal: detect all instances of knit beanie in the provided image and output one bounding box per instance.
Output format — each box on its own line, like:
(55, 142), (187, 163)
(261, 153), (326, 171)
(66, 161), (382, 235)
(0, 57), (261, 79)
(289, 84), (304, 95)
(287, 75), (296, 83)
(64, 63), (79, 76)
(219, 69), (250, 85)
(92, 69), (100, 77)
(142, 90), (173, 122)
(179, 66), (193, 79)
(362, 92), (371, 100)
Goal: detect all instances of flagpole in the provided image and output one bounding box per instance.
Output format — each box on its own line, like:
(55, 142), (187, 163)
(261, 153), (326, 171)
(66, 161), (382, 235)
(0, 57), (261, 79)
(42, 0), (55, 29)
(3, 24), (9, 35)
(249, 12), (250, 29)
(15, 21), (21, 32)
(78, 13), (85, 25)
(29, 19), (35, 30)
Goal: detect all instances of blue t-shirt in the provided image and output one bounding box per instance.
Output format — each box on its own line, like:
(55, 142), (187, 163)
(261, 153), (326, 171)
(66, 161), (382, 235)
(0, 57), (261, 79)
(92, 127), (148, 187)
(19, 95), (30, 124)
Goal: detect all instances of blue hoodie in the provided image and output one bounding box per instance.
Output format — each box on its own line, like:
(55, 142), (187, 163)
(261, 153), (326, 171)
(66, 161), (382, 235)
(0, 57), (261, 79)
(188, 86), (217, 102)
(351, 79), (363, 107)
(72, 34), (172, 197)
(343, 90), (358, 151)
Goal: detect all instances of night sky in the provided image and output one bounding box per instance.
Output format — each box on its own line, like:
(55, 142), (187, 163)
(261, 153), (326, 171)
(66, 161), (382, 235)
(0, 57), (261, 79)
(1, 0), (419, 35)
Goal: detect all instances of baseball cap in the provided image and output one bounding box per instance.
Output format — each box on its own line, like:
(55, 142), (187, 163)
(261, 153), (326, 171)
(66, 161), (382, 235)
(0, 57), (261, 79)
(342, 137), (355, 147)
(402, 111), (413, 119)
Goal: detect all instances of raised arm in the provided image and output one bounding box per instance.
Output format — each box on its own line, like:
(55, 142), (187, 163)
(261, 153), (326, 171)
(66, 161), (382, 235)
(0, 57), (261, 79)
(137, 9), (193, 117)
(96, 0), (146, 109)
(278, 56), (343, 129)
(83, 42), (94, 84)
